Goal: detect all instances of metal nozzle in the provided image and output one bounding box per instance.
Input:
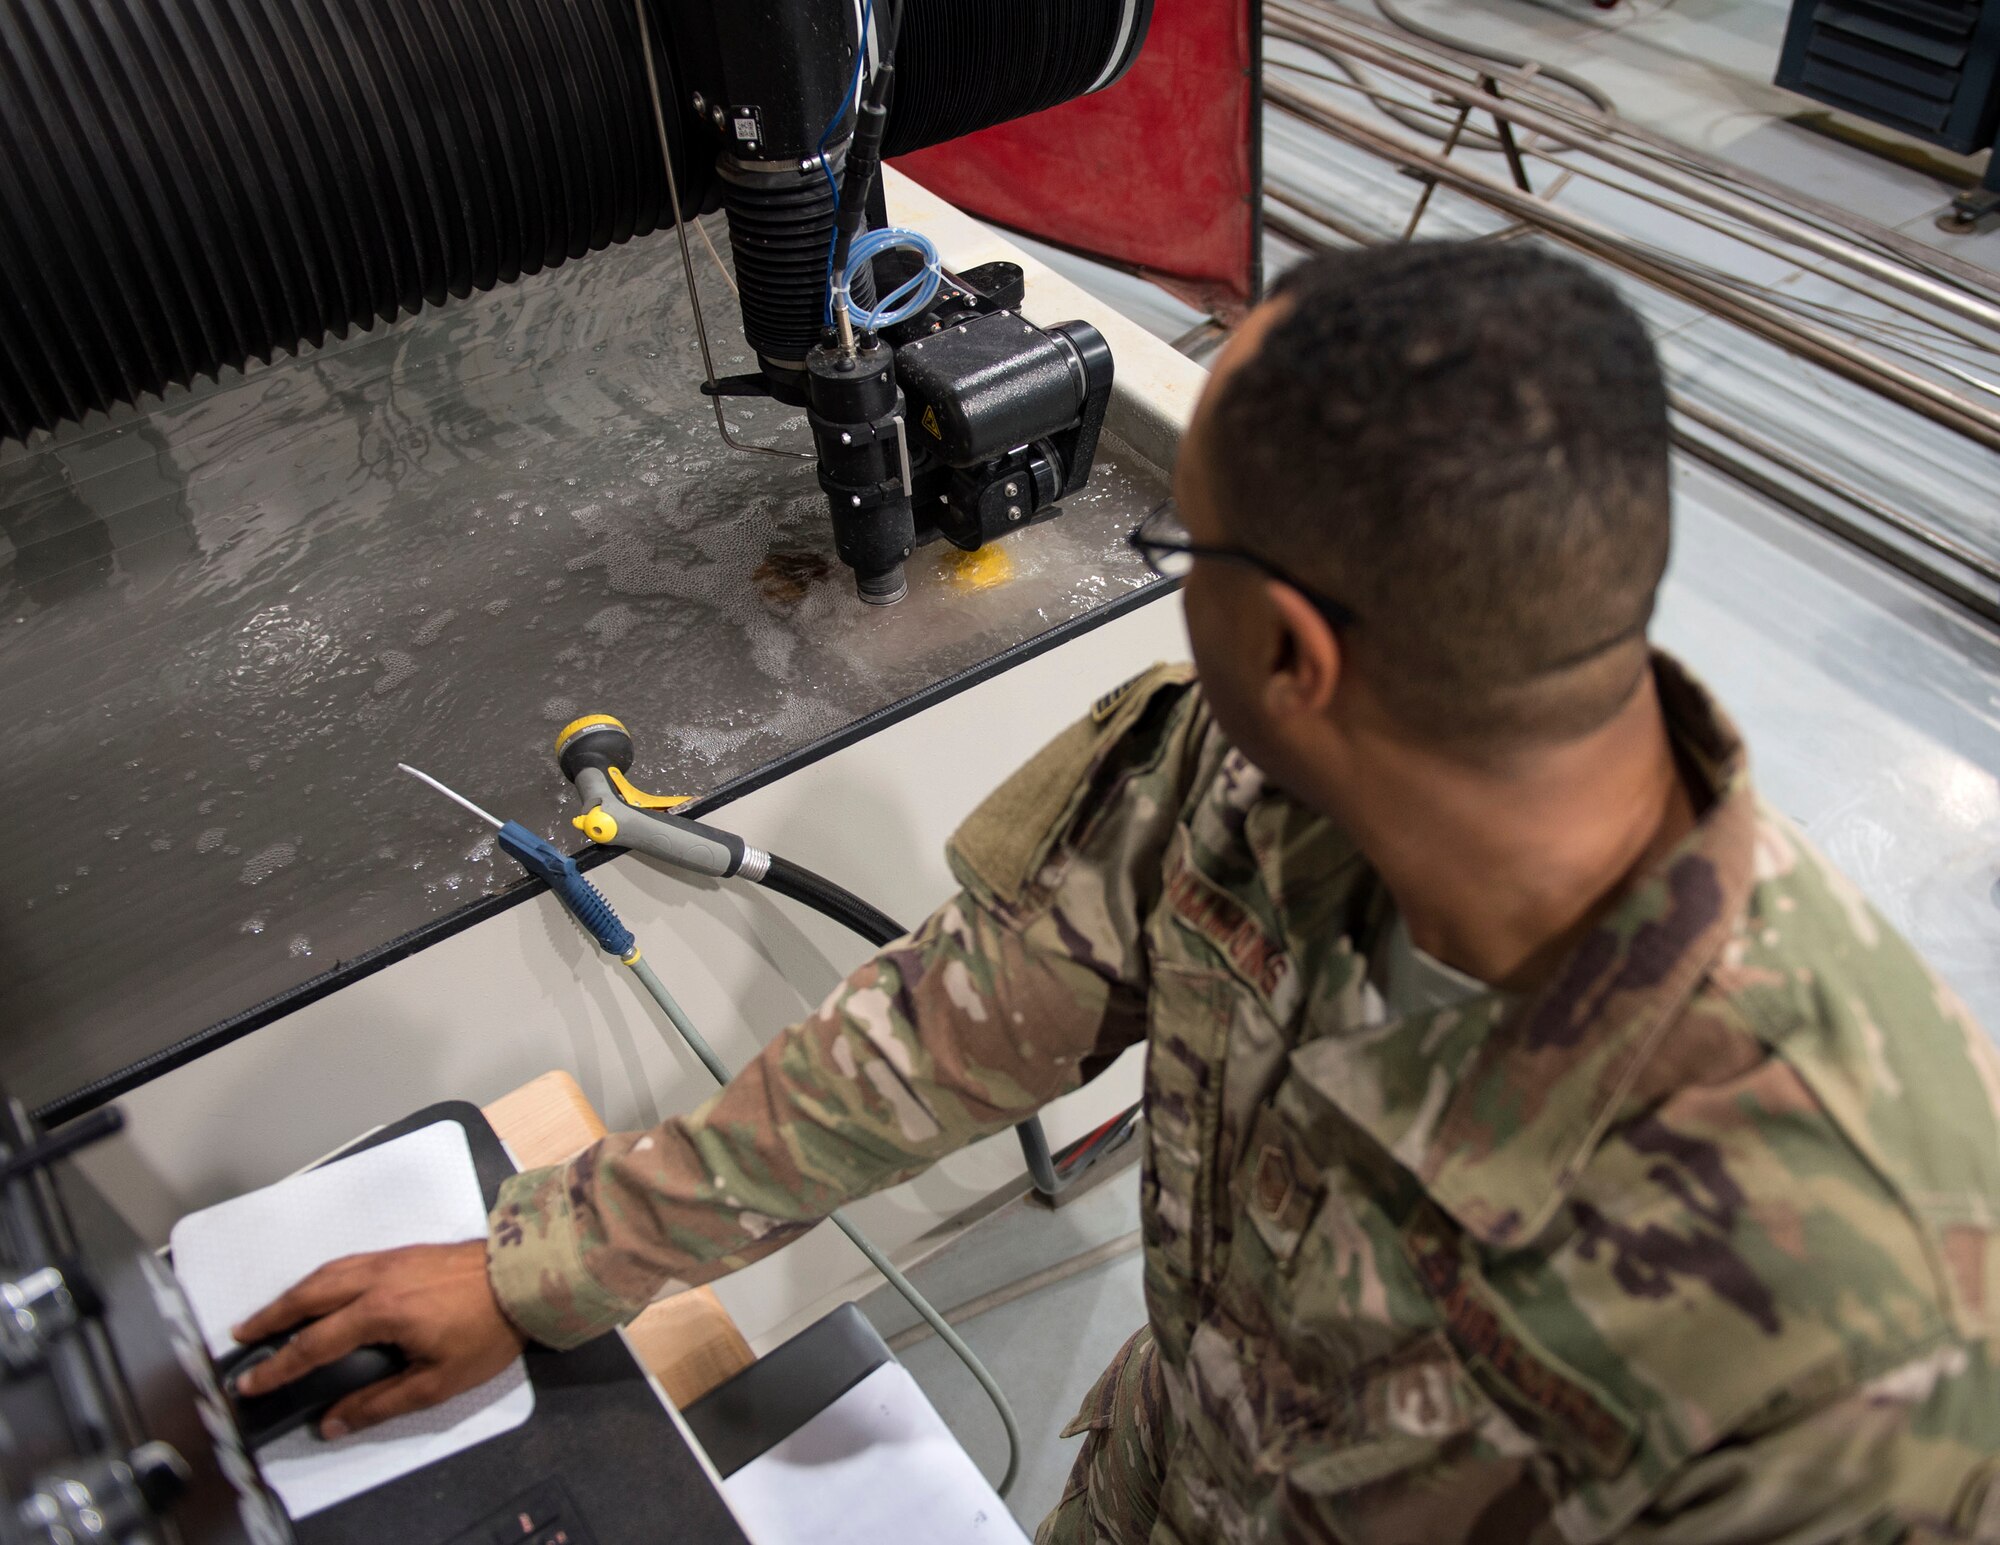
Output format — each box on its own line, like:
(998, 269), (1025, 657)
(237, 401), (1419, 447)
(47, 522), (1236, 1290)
(855, 566), (907, 605)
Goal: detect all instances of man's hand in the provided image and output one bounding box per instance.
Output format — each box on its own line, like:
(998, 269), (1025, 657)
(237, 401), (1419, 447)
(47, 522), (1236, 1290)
(229, 1240), (526, 1438)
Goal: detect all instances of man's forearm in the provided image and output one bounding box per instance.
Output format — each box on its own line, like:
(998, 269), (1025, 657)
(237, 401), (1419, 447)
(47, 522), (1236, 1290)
(486, 891), (1143, 1349)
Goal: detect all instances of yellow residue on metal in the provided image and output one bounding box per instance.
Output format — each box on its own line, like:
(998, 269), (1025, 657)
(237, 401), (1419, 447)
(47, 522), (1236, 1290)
(946, 545), (1013, 592)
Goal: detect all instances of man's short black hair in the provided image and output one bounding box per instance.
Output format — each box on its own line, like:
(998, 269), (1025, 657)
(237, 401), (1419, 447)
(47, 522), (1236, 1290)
(1204, 242), (1672, 746)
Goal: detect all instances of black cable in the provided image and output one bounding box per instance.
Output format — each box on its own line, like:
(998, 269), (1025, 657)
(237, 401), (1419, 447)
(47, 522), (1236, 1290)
(829, 67), (897, 301)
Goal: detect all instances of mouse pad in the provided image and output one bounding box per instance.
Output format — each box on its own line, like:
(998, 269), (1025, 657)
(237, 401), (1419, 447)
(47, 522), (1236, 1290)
(179, 1101), (748, 1545)
(170, 1119), (536, 1518)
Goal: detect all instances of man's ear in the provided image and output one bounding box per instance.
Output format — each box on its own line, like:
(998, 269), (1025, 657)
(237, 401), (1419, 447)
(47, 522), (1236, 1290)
(1260, 581), (1342, 717)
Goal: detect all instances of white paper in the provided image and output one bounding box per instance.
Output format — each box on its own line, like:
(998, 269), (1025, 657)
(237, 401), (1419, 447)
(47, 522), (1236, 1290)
(169, 1121), (534, 1520)
(723, 1361), (1028, 1545)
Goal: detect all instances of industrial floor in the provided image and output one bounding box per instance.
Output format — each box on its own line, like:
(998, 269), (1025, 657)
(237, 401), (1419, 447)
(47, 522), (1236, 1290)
(855, 1163), (1147, 1529)
(876, 0), (2000, 1526)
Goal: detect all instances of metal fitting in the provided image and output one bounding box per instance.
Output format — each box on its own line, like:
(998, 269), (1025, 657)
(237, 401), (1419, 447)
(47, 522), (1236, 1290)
(0, 1268), (76, 1373)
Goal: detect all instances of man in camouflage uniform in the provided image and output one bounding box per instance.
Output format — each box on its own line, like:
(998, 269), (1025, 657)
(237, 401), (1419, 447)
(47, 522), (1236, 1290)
(235, 244), (2000, 1539)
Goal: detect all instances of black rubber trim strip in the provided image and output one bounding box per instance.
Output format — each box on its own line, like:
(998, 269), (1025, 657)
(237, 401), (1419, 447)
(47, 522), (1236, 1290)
(37, 577), (1176, 1125)
(681, 1302), (894, 1479)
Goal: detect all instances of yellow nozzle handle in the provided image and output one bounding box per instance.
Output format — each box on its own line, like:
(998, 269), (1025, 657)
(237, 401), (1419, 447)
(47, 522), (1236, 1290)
(608, 767), (692, 811)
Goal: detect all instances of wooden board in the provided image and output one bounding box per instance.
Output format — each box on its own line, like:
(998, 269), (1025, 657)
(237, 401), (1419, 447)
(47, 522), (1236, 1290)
(483, 1072), (754, 1406)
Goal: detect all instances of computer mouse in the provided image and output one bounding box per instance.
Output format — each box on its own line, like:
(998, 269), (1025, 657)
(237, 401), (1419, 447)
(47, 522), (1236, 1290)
(219, 1329), (408, 1449)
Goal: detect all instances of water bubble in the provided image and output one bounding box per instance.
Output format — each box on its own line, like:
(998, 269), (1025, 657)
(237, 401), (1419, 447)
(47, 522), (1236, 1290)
(288, 936), (313, 958)
(196, 828), (226, 853)
(150, 837), (173, 853)
(104, 825), (129, 842)
(240, 842), (299, 886)
(239, 915), (267, 936)
(411, 608), (458, 647)
(373, 650), (417, 694)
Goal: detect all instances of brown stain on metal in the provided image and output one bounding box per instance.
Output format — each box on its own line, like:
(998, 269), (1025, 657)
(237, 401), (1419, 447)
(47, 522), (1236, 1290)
(753, 549), (831, 604)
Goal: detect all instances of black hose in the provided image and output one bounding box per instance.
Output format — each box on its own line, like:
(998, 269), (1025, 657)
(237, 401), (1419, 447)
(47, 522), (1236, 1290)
(760, 853), (906, 949)
(880, 0), (1150, 158)
(753, 852), (1073, 1197)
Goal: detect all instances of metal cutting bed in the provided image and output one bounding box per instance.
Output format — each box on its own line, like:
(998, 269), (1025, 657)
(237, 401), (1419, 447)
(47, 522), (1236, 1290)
(0, 226), (1170, 1115)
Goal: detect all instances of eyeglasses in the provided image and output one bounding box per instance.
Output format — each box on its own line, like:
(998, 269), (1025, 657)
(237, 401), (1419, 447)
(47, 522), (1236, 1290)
(1126, 500), (1359, 629)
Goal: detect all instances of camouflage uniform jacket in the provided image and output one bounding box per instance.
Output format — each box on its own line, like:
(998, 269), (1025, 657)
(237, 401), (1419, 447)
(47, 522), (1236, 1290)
(488, 655), (2000, 1540)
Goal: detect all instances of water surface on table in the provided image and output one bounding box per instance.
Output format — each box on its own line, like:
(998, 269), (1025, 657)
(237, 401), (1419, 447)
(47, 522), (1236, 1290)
(0, 226), (1168, 1109)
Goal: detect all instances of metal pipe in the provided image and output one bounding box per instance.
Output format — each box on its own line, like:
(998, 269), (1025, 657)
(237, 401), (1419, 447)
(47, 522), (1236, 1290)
(1292, 5), (2000, 306)
(1402, 98), (1475, 239)
(1670, 419), (2000, 628)
(1266, 0), (2000, 336)
(634, 0), (815, 463)
(1262, 80), (2000, 452)
(1268, 28), (2000, 359)
(1272, 0), (2000, 311)
(1257, 139), (2000, 625)
(1671, 395), (2000, 590)
(1266, 183), (1391, 250)
(1259, 216), (2000, 626)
